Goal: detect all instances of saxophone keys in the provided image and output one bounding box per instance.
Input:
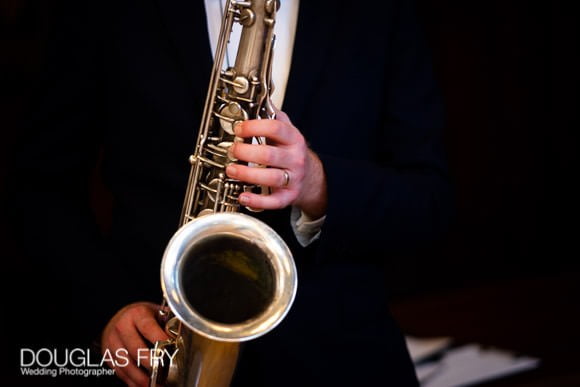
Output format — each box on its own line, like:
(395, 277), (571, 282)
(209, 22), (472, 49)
(219, 102), (248, 135)
(238, 8), (255, 27)
(265, 0), (280, 14)
(233, 75), (250, 94)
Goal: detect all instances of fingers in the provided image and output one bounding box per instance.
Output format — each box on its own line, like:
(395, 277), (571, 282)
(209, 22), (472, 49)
(226, 162), (301, 209)
(229, 143), (294, 169)
(102, 302), (168, 387)
(228, 111), (327, 214)
(116, 320), (152, 371)
(108, 335), (149, 387)
(274, 108), (291, 124)
(132, 311), (169, 371)
(234, 117), (303, 146)
(226, 164), (291, 188)
(225, 111), (311, 210)
(135, 310), (169, 344)
(238, 189), (296, 210)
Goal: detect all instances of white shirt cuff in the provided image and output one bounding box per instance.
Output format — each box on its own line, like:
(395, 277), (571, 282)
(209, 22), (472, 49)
(290, 206), (326, 247)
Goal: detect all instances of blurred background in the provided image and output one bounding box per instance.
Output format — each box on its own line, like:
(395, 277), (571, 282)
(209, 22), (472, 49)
(1, 0), (578, 385)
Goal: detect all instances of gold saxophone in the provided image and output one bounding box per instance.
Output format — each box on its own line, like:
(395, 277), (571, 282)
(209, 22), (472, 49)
(149, 1), (296, 386)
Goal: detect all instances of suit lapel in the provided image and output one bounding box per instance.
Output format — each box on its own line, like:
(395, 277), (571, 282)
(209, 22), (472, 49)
(154, 0), (213, 93)
(283, 1), (339, 133)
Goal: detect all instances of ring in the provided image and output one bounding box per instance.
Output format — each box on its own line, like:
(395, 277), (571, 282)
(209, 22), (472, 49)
(282, 170), (290, 187)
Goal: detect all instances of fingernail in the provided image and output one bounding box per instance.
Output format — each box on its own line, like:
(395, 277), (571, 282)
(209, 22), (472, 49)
(226, 164), (237, 177)
(238, 195), (249, 205)
(234, 122), (242, 136)
(227, 144), (236, 160)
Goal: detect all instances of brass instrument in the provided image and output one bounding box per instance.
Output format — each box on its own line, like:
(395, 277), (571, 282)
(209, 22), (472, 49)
(150, 1), (296, 386)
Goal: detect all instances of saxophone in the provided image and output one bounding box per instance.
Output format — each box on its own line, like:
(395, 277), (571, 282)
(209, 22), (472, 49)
(149, 1), (296, 386)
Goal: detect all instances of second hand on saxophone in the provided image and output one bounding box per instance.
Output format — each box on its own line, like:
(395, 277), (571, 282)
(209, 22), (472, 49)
(150, 1), (297, 386)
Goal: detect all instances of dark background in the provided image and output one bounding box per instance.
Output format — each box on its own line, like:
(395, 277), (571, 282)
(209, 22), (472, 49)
(1, 1), (579, 386)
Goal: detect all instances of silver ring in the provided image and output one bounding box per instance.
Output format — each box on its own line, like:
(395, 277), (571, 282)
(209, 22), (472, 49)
(282, 170), (290, 187)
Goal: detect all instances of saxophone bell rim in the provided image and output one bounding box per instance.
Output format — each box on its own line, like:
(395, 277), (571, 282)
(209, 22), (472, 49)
(161, 212), (297, 342)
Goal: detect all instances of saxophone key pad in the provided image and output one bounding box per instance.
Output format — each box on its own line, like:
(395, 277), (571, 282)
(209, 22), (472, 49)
(219, 102), (248, 135)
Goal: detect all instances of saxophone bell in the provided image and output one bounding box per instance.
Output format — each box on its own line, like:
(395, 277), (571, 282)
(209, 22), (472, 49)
(161, 212), (296, 343)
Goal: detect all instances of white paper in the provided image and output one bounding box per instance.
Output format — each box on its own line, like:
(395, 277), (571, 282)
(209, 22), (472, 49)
(413, 343), (540, 387)
(406, 335), (453, 363)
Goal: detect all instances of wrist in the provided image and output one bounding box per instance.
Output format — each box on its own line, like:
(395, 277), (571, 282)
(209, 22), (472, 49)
(295, 149), (327, 219)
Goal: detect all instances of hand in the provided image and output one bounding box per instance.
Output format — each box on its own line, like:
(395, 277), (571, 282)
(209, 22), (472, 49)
(101, 302), (169, 387)
(226, 110), (327, 219)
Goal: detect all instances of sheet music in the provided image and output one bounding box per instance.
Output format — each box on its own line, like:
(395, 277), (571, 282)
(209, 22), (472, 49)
(406, 337), (540, 387)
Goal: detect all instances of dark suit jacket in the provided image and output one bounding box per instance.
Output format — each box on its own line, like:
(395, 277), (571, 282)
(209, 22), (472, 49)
(5, 0), (452, 386)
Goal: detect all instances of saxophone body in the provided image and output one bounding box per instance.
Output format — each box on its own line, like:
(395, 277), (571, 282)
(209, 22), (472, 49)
(149, 1), (296, 386)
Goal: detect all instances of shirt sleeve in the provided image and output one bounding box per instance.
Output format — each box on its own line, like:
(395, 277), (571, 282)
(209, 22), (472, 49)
(290, 206), (326, 247)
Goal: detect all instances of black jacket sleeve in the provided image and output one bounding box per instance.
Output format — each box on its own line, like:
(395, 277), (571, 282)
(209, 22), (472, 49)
(314, 0), (453, 262)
